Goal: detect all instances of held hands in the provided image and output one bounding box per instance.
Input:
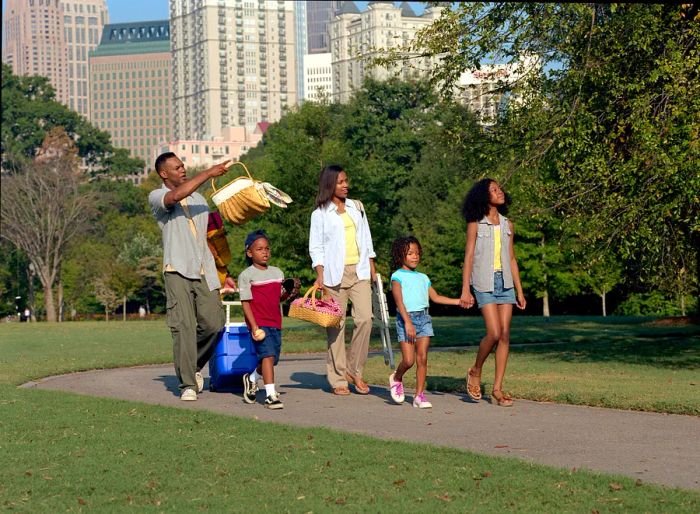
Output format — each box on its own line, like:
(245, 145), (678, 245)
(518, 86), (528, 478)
(459, 291), (475, 309)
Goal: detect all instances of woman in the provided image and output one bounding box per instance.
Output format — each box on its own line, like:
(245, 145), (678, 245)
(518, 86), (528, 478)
(460, 178), (526, 406)
(309, 165), (376, 395)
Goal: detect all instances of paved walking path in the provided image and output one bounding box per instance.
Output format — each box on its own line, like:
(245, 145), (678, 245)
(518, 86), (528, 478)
(24, 354), (699, 491)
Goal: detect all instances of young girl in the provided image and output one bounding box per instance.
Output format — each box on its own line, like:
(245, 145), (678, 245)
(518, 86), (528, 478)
(389, 236), (461, 408)
(460, 179), (526, 407)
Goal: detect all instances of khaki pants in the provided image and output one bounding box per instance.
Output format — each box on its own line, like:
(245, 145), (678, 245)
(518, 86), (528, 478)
(164, 272), (224, 391)
(325, 265), (372, 389)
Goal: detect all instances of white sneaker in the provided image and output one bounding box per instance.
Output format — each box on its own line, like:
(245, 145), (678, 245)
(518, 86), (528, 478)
(195, 372), (204, 393)
(180, 388), (197, 401)
(389, 372), (405, 404)
(412, 392), (432, 409)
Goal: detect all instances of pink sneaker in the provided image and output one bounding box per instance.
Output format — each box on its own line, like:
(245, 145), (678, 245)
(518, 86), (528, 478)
(389, 372), (405, 404)
(413, 392), (432, 409)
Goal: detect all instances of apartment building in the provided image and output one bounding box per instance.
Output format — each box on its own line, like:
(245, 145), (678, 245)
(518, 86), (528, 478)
(62, 0), (109, 118)
(170, 0), (297, 140)
(3, 0), (109, 119)
(3, 0), (70, 105)
(303, 52), (332, 102)
(330, 1), (442, 103)
(157, 125), (267, 170)
(89, 20), (172, 172)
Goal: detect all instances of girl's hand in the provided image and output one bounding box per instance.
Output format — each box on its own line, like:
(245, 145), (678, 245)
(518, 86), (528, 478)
(516, 292), (527, 310)
(459, 291), (475, 309)
(405, 321), (416, 343)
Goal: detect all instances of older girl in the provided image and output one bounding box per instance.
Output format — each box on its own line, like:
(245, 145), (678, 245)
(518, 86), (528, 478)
(460, 179), (526, 406)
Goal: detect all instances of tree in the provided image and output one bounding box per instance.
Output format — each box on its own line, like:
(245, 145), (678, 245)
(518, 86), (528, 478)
(382, 3), (700, 311)
(1, 128), (95, 322)
(1, 63), (144, 176)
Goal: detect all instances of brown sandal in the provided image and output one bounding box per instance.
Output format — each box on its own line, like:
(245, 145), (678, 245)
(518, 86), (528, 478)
(466, 368), (482, 401)
(345, 373), (370, 395)
(490, 390), (513, 407)
(332, 386), (351, 396)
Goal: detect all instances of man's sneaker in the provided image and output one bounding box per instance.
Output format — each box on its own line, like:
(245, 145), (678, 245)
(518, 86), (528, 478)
(242, 373), (258, 404)
(195, 372), (204, 394)
(412, 392), (432, 409)
(180, 388), (197, 401)
(389, 372), (405, 404)
(264, 393), (284, 410)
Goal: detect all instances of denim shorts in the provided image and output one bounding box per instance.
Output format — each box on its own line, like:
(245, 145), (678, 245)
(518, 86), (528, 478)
(396, 309), (434, 342)
(473, 271), (516, 308)
(255, 327), (282, 365)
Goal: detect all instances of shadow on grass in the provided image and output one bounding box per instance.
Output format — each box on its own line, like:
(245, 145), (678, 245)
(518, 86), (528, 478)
(513, 336), (700, 369)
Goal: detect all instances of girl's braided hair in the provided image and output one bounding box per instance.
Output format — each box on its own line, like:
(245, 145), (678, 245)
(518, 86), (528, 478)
(391, 236), (422, 271)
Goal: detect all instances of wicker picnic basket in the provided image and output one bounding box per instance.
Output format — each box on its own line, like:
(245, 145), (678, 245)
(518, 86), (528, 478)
(288, 285), (343, 328)
(210, 162), (270, 225)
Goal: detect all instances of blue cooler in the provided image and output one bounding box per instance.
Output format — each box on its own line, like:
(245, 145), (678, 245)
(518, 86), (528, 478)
(208, 322), (257, 391)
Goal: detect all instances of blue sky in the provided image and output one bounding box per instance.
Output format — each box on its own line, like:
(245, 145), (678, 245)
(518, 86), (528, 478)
(1, 1), (426, 24)
(1, 1), (424, 24)
(104, 1), (425, 23)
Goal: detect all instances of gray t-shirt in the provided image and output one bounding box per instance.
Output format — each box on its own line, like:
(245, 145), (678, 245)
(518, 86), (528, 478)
(148, 184), (220, 291)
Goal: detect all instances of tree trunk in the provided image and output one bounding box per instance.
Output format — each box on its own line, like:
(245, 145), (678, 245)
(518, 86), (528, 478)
(57, 280), (64, 322)
(43, 282), (57, 322)
(680, 294), (686, 317)
(542, 289), (550, 317)
(601, 290), (607, 317)
(123, 296), (127, 322)
(105, 307), (109, 322)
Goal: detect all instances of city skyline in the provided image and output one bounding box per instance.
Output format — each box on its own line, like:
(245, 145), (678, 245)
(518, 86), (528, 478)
(1, 1), (426, 27)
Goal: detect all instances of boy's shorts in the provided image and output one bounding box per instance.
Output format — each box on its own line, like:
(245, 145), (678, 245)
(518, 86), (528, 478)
(396, 309), (434, 342)
(255, 327), (282, 365)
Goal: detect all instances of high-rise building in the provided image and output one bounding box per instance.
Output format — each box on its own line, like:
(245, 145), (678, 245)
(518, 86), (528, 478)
(306, 0), (342, 54)
(3, 0), (70, 105)
(294, 1), (306, 101)
(170, 0), (297, 140)
(331, 1), (442, 103)
(2, 0), (108, 119)
(303, 52), (332, 102)
(89, 20), (172, 174)
(61, 0), (109, 118)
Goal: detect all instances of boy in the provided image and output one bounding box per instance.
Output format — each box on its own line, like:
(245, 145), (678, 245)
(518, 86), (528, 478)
(238, 230), (295, 409)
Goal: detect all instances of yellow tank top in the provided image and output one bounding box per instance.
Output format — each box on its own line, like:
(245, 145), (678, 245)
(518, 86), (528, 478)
(341, 211), (359, 265)
(493, 226), (502, 271)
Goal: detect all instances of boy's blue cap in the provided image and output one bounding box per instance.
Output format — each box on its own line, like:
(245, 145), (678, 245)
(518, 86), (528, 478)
(244, 229), (268, 251)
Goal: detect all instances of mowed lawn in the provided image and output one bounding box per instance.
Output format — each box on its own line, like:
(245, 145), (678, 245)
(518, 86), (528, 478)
(1, 317), (699, 511)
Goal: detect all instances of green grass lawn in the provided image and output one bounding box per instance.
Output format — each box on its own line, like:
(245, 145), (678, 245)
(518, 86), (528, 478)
(1, 318), (699, 511)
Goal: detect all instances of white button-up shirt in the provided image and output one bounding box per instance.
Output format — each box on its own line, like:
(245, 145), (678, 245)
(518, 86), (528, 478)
(309, 199), (376, 287)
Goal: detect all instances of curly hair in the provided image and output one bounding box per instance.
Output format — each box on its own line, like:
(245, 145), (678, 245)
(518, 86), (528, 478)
(461, 178), (510, 222)
(391, 236), (422, 271)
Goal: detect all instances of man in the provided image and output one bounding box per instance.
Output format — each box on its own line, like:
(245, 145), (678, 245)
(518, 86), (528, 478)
(149, 152), (230, 401)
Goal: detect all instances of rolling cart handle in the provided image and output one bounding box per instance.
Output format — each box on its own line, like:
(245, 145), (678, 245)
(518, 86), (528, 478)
(222, 299), (242, 326)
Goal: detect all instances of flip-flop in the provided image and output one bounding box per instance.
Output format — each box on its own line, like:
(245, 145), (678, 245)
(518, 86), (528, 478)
(332, 386), (350, 396)
(346, 373), (370, 395)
